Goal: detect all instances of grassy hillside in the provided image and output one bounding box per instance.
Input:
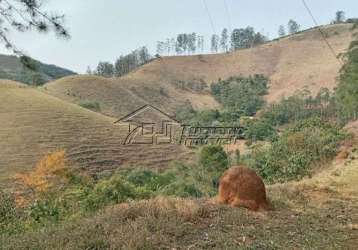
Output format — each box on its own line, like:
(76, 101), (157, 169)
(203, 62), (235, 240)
(43, 24), (354, 118)
(0, 54), (76, 85)
(43, 74), (219, 119)
(0, 80), (192, 187)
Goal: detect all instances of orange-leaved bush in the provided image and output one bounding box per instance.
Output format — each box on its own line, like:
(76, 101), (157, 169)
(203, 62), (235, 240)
(15, 150), (70, 206)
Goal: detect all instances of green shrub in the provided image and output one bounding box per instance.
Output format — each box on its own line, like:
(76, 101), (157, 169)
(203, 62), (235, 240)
(0, 191), (19, 233)
(248, 118), (347, 183)
(0, 191), (27, 235)
(84, 175), (141, 211)
(199, 145), (229, 173)
(243, 118), (277, 141)
(174, 101), (197, 123)
(0, 191), (17, 223)
(125, 169), (176, 193)
(161, 180), (203, 198)
(27, 200), (60, 223)
(79, 101), (101, 112)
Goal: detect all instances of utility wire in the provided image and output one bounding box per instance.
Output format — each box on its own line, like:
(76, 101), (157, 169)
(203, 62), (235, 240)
(202, 0), (217, 35)
(223, 0), (232, 34)
(301, 0), (343, 66)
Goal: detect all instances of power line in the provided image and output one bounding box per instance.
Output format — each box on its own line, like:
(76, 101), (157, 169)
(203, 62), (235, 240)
(202, 0), (217, 35)
(301, 0), (343, 66)
(223, 0), (232, 34)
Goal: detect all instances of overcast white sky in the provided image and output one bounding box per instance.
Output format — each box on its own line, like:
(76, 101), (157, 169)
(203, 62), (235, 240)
(0, 0), (357, 73)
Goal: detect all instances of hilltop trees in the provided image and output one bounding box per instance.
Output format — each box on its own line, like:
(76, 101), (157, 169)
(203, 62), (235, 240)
(333, 11), (346, 24)
(211, 34), (220, 53)
(231, 27), (267, 50)
(95, 62), (114, 77)
(288, 19), (301, 34)
(278, 25), (286, 37)
(157, 33), (200, 56)
(94, 46), (152, 77)
(220, 28), (229, 52)
(156, 27), (266, 56)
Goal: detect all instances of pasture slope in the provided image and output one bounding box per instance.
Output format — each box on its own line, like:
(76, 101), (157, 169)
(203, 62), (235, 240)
(0, 80), (191, 187)
(44, 23), (354, 118)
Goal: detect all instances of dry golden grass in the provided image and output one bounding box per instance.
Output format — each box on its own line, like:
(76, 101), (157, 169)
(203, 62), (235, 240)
(0, 79), (27, 88)
(0, 81), (192, 188)
(43, 24), (354, 118)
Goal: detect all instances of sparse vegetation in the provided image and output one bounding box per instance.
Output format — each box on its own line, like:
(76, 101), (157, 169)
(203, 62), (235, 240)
(79, 100), (101, 112)
(246, 118), (347, 183)
(336, 34), (358, 121)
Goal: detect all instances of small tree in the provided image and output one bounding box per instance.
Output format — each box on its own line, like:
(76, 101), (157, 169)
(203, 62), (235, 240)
(199, 145), (229, 173)
(278, 25), (286, 37)
(288, 19), (300, 34)
(333, 11), (346, 24)
(220, 28), (229, 52)
(211, 34), (220, 53)
(86, 66), (92, 75)
(95, 62), (114, 77)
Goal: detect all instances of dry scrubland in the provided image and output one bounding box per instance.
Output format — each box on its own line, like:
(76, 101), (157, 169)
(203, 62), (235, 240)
(0, 81), (191, 187)
(2, 154), (358, 249)
(43, 24), (354, 118)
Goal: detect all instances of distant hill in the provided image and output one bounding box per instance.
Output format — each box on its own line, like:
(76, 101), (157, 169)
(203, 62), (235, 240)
(44, 23), (355, 118)
(0, 54), (76, 85)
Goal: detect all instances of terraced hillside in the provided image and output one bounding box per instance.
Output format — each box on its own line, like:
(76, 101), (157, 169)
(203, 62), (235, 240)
(44, 24), (355, 118)
(43, 75), (219, 119)
(0, 81), (192, 186)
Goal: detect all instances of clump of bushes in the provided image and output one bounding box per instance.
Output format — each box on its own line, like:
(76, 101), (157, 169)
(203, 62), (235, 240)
(199, 145), (229, 173)
(175, 75), (269, 126)
(84, 175), (145, 211)
(335, 38), (358, 121)
(4, 145), (229, 227)
(79, 101), (101, 112)
(246, 118), (347, 183)
(262, 88), (336, 126)
(0, 191), (21, 234)
(85, 145), (229, 210)
(211, 74), (269, 116)
(242, 118), (277, 142)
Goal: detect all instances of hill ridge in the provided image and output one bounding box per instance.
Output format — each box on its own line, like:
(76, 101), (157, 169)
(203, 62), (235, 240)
(44, 23), (355, 118)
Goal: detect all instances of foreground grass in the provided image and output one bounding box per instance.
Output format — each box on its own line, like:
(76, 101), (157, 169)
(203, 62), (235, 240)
(2, 157), (358, 250)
